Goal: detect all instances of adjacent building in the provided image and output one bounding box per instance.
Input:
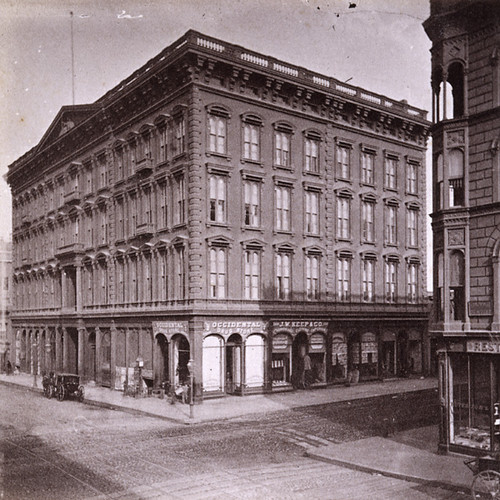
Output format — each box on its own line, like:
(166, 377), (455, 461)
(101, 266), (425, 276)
(424, 0), (500, 453)
(6, 30), (429, 400)
(0, 238), (12, 372)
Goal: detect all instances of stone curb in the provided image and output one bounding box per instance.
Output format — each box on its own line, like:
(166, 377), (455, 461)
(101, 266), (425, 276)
(303, 450), (470, 495)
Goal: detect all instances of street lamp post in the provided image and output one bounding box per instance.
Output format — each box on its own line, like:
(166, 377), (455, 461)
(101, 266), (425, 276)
(187, 358), (194, 419)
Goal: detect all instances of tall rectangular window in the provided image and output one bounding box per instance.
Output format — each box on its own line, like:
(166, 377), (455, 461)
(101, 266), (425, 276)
(209, 175), (227, 223)
(209, 115), (227, 154)
(174, 115), (186, 156)
(99, 206), (107, 245)
(116, 259), (125, 304)
(144, 254), (153, 303)
(406, 161), (418, 194)
(143, 189), (152, 225)
(159, 182), (168, 228)
(243, 123), (260, 161)
(174, 175), (185, 225)
(130, 258), (138, 304)
(385, 261), (398, 303)
(407, 208), (418, 247)
(159, 251), (168, 302)
(362, 259), (375, 302)
(159, 126), (168, 163)
(337, 256), (351, 302)
(385, 156), (398, 189)
(305, 191), (319, 235)
(305, 137), (319, 173)
(337, 144), (350, 180)
(116, 198), (124, 240)
(275, 130), (290, 168)
(244, 180), (260, 227)
(306, 255), (320, 300)
(115, 148), (124, 181)
(276, 253), (291, 300)
(275, 185), (291, 231)
(385, 205), (397, 245)
(210, 247), (226, 299)
(176, 246), (186, 299)
(336, 196), (350, 239)
(129, 193), (137, 236)
(97, 155), (107, 190)
(244, 250), (260, 300)
(361, 201), (374, 242)
(407, 262), (418, 303)
(361, 150), (375, 185)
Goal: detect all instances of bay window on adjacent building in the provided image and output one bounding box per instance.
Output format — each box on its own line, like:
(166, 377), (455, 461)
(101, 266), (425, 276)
(362, 255), (376, 302)
(209, 174), (227, 224)
(275, 183), (292, 232)
(243, 178), (261, 228)
(242, 114), (261, 161)
(274, 122), (293, 168)
(304, 131), (321, 174)
(336, 251), (352, 302)
(384, 257), (399, 303)
(305, 189), (320, 235)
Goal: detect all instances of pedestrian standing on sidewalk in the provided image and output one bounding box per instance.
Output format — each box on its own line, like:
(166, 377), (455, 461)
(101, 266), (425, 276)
(303, 352), (312, 388)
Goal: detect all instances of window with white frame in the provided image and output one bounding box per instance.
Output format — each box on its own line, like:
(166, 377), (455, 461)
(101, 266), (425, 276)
(305, 190), (320, 235)
(407, 207), (418, 247)
(361, 149), (375, 185)
(244, 179), (260, 228)
(407, 260), (419, 303)
(337, 253), (351, 302)
(276, 252), (291, 300)
(384, 155), (398, 189)
(336, 194), (351, 240)
(275, 184), (291, 231)
(244, 249), (260, 300)
(337, 143), (351, 180)
(406, 160), (418, 194)
(305, 134), (320, 173)
(242, 117), (261, 161)
(209, 247), (227, 299)
(385, 203), (398, 245)
(306, 253), (320, 300)
(174, 174), (186, 225)
(362, 257), (375, 302)
(209, 114), (227, 154)
(385, 259), (398, 303)
(274, 124), (292, 168)
(209, 174), (227, 223)
(361, 199), (375, 243)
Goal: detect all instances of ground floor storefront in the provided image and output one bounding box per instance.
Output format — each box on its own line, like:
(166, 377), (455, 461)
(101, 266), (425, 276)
(437, 335), (500, 454)
(10, 315), (429, 400)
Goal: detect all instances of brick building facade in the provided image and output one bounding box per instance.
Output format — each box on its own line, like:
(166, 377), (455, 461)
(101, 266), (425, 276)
(424, 0), (500, 453)
(7, 31), (429, 400)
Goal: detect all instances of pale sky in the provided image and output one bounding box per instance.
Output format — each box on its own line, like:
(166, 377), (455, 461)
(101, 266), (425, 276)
(0, 0), (432, 280)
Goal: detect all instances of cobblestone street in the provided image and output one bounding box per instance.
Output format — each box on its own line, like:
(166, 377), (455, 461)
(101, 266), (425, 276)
(1, 385), (466, 499)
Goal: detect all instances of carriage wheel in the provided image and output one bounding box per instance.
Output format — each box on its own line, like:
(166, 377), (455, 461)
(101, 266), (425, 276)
(47, 385), (54, 399)
(471, 469), (500, 499)
(57, 385), (65, 402)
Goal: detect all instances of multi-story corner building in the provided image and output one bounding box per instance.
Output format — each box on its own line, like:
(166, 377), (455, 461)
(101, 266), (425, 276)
(424, 0), (500, 453)
(0, 238), (12, 372)
(6, 31), (429, 400)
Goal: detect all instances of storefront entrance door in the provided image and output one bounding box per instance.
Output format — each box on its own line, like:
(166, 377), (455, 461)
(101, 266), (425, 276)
(292, 332), (308, 388)
(226, 334), (243, 394)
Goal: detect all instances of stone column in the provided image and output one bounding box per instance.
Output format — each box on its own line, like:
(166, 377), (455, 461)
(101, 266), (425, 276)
(62, 327), (69, 372)
(77, 326), (85, 378)
(95, 326), (102, 386)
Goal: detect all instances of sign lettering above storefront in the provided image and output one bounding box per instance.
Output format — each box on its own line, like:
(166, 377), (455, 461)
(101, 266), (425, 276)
(204, 321), (266, 335)
(272, 320), (328, 332)
(467, 340), (500, 353)
(153, 321), (188, 335)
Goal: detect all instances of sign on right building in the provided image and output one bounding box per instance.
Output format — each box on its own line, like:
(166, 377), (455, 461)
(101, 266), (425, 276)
(424, 0), (500, 454)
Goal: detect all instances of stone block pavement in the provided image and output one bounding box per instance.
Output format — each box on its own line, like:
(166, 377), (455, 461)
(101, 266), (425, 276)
(0, 372), (475, 495)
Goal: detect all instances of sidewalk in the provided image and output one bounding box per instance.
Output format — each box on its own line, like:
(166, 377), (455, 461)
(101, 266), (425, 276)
(306, 425), (473, 494)
(0, 372), (437, 424)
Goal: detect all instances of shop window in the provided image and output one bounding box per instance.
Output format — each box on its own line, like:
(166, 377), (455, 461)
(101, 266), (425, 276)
(331, 333), (348, 381)
(202, 335), (224, 392)
(245, 335), (265, 388)
(309, 333), (326, 384)
(271, 333), (292, 386)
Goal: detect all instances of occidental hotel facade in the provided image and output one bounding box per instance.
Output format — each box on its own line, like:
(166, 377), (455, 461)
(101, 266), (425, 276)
(6, 31), (430, 400)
